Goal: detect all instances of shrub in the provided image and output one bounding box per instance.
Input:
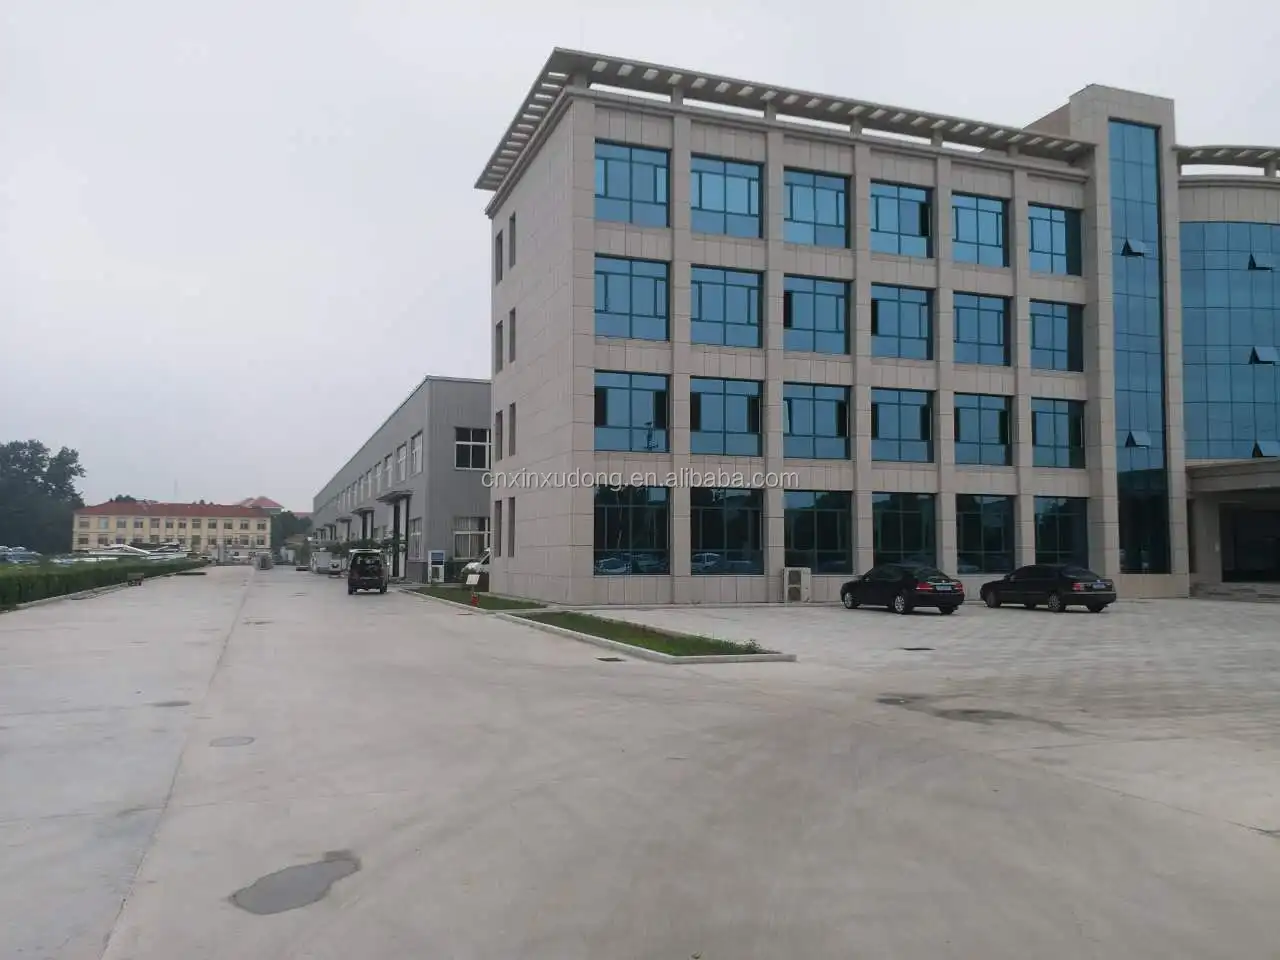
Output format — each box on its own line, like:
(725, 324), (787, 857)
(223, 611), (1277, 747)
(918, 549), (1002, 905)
(0, 559), (204, 607)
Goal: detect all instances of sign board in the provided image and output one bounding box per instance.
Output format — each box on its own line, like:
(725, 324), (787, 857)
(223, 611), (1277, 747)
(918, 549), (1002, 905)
(465, 573), (480, 586)
(429, 550), (446, 563)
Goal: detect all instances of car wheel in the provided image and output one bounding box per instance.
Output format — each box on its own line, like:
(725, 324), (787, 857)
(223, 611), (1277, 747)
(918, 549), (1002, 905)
(1047, 592), (1065, 613)
(939, 605), (957, 615)
(841, 591), (859, 609)
(891, 591), (912, 615)
(347, 586), (354, 595)
(1086, 603), (1105, 613)
(983, 590), (1001, 609)
(379, 585), (387, 594)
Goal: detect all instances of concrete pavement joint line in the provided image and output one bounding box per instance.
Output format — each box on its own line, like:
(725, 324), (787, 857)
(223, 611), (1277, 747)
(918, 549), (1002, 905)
(98, 568), (254, 958)
(493, 612), (797, 664)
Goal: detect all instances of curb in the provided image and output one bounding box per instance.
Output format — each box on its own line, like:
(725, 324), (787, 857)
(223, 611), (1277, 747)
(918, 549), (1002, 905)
(493, 611), (796, 665)
(10, 581), (134, 611)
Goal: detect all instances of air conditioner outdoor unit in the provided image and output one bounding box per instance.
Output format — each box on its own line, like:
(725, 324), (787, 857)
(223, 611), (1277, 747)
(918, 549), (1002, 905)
(781, 566), (811, 603)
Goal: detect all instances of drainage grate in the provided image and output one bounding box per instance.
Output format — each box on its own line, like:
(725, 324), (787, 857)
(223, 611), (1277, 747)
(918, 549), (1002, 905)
(211, 736), (256, 747)
(901, 646), (934, 652)
(597, 656), (626, 662)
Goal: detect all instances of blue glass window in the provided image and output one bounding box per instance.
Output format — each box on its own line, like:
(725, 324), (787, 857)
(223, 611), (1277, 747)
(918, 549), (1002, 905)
(1032, 398), (1085, 468)
(594, 486), (669, 575)
(1028, 205), (1082, 275)
(1034, 496), (1089, 567)
(784, 491), (853, 574)
(691, 267), (762, 348)
(1181, 220), (1280, 462)
(953, 293), (1009, 366)
(594, 256), (668, 340)
(871, 388), (933, 462)
(872, 492), (936, 567)
(871, 284), (932, 360)
(783, 276), (848, 354)
(691, 156), (761, 238)
(956, 494), (1015, 574)
(870, 182), (931, 257)
(954, 394), (1011, 466)
(1030, 300), (1084, 372)
(690, 488), (764, 574)
(594, 141), (668, 227)
(783, 383), (850, 459)
(783, 169), (848, 247)
(952, 194), (1007, 267)
(594, 372), (669, 452)
(690, 378), (762, 456)
(1110, 120), (1168, 573)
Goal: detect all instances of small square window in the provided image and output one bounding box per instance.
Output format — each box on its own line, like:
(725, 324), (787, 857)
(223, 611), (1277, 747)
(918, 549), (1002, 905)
(1121, 238), (1147, 257)
(1254, 441), (1280, 458)
(1248, 253), (1274, 271)
(1250, 345), (1280, 364)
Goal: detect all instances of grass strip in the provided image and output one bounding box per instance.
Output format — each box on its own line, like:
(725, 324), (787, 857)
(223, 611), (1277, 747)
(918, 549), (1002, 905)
(412, 585), (543, 611)
(519, 611), (773, 657)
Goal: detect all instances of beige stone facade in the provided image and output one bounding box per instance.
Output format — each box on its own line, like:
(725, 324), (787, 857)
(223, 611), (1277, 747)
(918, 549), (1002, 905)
(478, 50), (1280, 605)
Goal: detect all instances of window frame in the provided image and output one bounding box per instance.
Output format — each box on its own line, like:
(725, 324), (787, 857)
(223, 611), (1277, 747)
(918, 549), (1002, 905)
(952, 193), (1008, 267)
(594, 255), (670, 341)
(1032, 398), (1086, 468)
(870, 181), (932, 257)
(783, 490), (853, 574)
(689, 377), (763, 456)
(872, 492), (937, 567)
(690, 155), (762, 238)
(956, 494), (1015, 573)
(595, 371), (670, 453)
(782, 383), (850, 459)
(953, 292), (1010, 366)
(593, 485), (670, 576)
(689, 487), (764, 575)
(1030, 300), (1084, 372)
(1034, 496), (1090, 567)
(594, 140), (670, 227)
(782, 168), (848, 247)
(871, 388), (934, 463)
(691, 266), (763, 348)
(783, 274), (849, 355)
(871, 283), (933, 360)
(454, 427), (491, 470)
(954, 393), (1012, 466)
(1028, 204), (1083, 276)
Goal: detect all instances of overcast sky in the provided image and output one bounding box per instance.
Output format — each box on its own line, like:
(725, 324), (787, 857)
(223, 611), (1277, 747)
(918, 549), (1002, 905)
(2, 0), (1276, 512)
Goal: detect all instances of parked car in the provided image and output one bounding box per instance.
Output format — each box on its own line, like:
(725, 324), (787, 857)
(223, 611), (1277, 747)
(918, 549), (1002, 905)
(347, 549), (388, 594)
(840, 563), (965, 615)
(328, 558), (343, 577)
(461, 550), (490, 578)
(979, 564), (1115, 613)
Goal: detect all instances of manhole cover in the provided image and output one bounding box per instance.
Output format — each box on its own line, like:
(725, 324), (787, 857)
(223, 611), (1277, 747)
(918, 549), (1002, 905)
(243, 620), (272, 625)
(597, 656), (625, 662)
(149, 700), (191, 708)
(877, 696), (912, 705)
(211, 736), (255, 747)
(901, 646), (934, 652)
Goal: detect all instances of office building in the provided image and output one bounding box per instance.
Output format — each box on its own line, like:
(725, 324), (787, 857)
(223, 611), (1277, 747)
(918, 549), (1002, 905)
(477, 48), (1280, 604)
(74, 501), (272, 555)
(311, 376), (491, 581)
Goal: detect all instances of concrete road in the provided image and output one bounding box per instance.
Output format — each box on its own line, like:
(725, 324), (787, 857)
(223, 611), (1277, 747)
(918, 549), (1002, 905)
(2, 568), (1278, 959)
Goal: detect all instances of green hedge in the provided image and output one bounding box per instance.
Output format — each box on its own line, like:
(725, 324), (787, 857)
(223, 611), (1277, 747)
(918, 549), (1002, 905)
(0, 559), (205, 608)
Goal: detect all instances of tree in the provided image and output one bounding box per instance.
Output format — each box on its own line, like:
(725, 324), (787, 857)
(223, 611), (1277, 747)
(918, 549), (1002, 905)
(110, 494), (138, 502)
(271, 510), (313, 549)
(0, 440), (86, 553)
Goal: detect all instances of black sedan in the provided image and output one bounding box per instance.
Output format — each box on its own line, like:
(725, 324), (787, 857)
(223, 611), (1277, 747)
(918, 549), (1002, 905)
(840, 563), (965, 615)
(979, 563), (1116, 613)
